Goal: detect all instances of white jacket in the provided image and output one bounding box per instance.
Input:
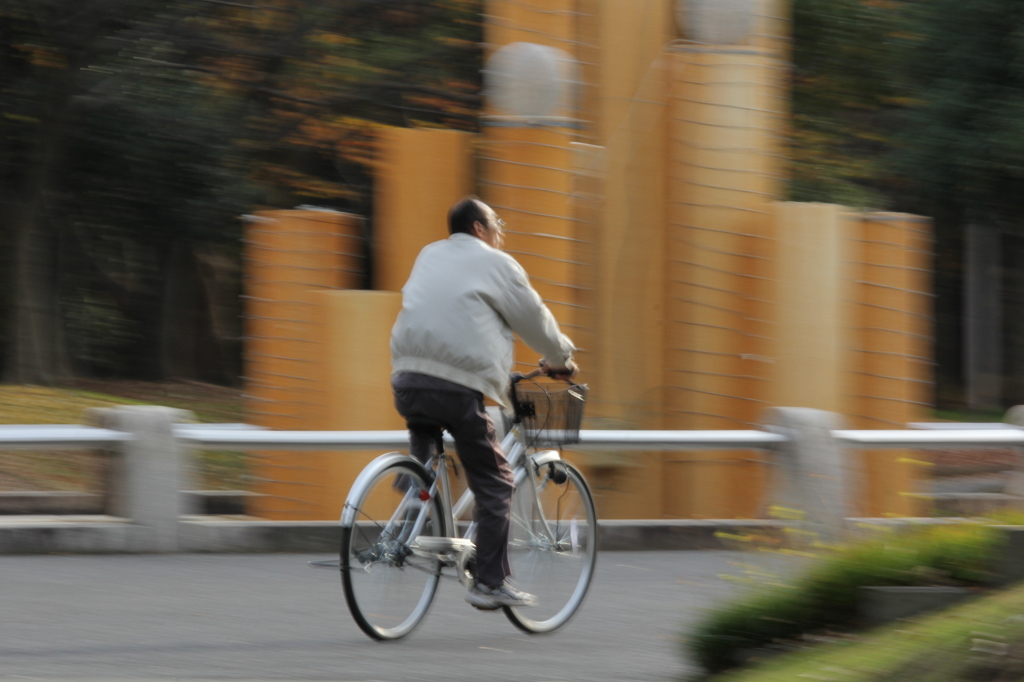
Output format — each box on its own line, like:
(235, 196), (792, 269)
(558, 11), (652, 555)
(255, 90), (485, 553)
(391, 233), (575, 407)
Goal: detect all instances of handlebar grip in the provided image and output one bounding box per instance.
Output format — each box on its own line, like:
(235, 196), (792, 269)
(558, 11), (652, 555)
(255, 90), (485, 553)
(510, 368), (545, 384)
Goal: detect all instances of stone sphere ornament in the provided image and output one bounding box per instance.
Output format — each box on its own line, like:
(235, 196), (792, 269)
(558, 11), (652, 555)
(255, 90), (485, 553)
(678, 0), (758, 45)
(484, 42), (579, 119)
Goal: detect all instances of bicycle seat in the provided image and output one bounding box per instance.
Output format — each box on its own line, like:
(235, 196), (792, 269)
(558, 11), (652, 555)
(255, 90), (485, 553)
(405, 420), (447, 456)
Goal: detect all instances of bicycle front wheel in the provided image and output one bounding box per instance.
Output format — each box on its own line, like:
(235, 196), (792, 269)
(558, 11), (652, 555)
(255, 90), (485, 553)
(504, 459), (597, 633)
(341, 460), (444, 640)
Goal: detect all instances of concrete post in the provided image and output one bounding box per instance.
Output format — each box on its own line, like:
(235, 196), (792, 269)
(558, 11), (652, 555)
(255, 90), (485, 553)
(88, 406), (194, 552)
(1002, 405), (1024, 499)
(760, 407), (856, 544)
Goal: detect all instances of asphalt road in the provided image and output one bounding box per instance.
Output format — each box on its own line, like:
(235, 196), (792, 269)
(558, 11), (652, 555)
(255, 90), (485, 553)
(0, 550), (796, 682)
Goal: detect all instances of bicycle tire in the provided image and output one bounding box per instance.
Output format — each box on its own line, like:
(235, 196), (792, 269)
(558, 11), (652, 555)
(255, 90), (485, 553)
(341, 459), (445, 640)
(504, 460), (597, 633)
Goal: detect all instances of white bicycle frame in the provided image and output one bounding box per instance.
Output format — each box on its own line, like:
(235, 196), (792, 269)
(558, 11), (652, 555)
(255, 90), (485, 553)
(339, 422), (566, 580)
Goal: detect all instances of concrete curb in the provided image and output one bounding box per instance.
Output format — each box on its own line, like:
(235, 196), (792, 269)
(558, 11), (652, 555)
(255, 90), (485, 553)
(2, 516), (1010, 555)
(597, 519), (785, 551)
(0, 516), (790, 554)
(858, 586), (973, 627)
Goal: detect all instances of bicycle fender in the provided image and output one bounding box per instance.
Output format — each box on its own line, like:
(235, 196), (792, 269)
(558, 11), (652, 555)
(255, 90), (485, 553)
(340, 451), (420, 527)
(530, 450), (562, 467)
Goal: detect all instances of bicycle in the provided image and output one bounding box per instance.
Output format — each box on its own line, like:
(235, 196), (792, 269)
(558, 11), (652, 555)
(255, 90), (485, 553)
(339, 367), (597, 640)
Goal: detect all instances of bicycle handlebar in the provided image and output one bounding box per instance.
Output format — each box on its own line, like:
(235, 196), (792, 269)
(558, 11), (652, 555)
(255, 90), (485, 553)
(510, 360), (578, 385)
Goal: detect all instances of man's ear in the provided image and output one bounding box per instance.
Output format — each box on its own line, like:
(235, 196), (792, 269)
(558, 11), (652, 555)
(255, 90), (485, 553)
(471, 221), (486, 240)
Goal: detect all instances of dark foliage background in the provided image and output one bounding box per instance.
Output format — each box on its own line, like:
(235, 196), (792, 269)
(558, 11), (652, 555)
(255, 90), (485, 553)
(0, 0), (482, 385)
(790, 0), (1024, 410)
(2, 0), (1021, 411)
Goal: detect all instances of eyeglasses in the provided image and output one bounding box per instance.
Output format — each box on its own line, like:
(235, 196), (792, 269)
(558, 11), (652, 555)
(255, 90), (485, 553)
(494, 218), (506, 230)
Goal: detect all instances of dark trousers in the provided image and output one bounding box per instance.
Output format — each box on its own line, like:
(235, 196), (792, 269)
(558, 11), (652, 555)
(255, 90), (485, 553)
(391, 372), (514, 589)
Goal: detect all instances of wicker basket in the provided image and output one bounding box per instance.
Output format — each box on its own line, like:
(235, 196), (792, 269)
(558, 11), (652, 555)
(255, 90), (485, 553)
(509, 381), (588, 447)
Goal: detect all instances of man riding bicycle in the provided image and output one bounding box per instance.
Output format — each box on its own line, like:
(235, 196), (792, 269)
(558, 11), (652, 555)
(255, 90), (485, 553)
(390, 196), (577, 610)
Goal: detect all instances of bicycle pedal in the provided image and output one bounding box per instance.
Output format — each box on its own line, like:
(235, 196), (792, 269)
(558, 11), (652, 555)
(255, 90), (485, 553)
(408, 536), (474, 556)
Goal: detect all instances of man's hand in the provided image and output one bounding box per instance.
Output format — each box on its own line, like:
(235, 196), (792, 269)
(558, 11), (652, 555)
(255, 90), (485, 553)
(541, 359), (578, 380)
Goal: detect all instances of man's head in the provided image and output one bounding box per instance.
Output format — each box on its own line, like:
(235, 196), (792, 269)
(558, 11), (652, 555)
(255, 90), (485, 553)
(448, 196), (505, 249)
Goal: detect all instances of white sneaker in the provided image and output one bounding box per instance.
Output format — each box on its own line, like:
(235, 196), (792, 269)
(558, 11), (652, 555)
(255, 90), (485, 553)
(465, 581), (538, 610)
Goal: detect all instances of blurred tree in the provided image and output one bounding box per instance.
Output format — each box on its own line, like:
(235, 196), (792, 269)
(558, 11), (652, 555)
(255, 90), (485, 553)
(788, 0), (1024, 409)
(0, 0), (483, 384)
(892, 0), (1024, 407)
(789, 0), (908, 207)
(157, 0), (482, 207)
(0, 1), (161, 383)
(59, 60), (250, 381)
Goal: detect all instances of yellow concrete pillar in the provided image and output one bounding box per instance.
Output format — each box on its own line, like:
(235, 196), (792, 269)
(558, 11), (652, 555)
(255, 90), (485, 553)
(751, 0), (793, 61)
(483, 0), (654, 519)
(244, 210), (364, 429)
(771, 203), (852, 411)
(593, 0), (674, 418)
(845, 213), (933, 516)
(761, 204), (934, 519)
(302, 290), (405, 520)
(243, 209), (364, 519)
(664, 45), (784, 518)
(572, 0), (673, 520)
(373, 127), (475, 292)
(481, 0), (580, 373)
(768, 204), (936, 518)
(481, 127), (579, 372)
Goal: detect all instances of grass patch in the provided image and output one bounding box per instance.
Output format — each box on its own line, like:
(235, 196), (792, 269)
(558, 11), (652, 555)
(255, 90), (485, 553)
(689, 523), (1002, 673)
(930, 408), (1007, 423)
(67, 379), (245, 423)
(704, 580), (1024, 682)
(0, 381), (244, 425)
(0, 386), (145, 492)
(0, 382), (246, 492)
(0, 385), (144, 425)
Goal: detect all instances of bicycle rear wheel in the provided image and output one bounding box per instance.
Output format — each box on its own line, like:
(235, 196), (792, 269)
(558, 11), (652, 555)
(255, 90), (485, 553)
(341, 460), (444, 640)
(504, 460), (597, 633)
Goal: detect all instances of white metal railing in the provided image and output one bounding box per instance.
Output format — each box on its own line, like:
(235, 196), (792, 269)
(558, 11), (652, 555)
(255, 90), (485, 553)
(2, 423), (1021, 453)
(2, 412), (1024, 553)
(175, 428), (411, 451)
(173, 427), (790, 451)
(176, 426), (1024, 451)
(835, 428), (1024, 449)
(0, 424), (133, 450)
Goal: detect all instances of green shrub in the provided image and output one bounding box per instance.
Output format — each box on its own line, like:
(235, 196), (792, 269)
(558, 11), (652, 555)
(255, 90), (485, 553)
(687, 523), (1001, 673)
